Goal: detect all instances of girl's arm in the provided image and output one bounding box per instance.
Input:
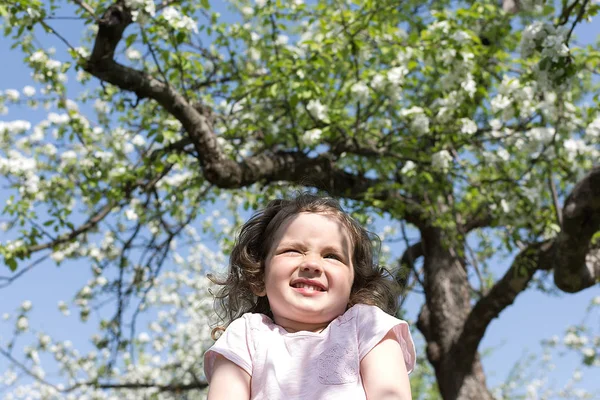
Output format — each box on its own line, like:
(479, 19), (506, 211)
(207, 354), (251, 400)
(360, 330), (412, 400)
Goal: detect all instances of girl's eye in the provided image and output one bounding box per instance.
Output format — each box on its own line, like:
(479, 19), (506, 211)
(282, 249), (301, 254)
(324, 253), (343, 262)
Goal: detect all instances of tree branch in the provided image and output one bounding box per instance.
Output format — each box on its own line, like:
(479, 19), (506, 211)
(454, 240), (554, 372)
(26, 201), (115, 255)
(552, 166), (600, 292)
(453, 167), (600, 374)
(82, 1), (423, 222)
(87, 381), (208, 392)
(71, 0), (98, 21)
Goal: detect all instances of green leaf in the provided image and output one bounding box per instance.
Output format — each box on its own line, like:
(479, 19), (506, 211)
(7, 257), (17, 271)
(125, 33), (137, 48)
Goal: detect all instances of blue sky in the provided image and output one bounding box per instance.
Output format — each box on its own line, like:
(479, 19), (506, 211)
(0, 2), (599, 397)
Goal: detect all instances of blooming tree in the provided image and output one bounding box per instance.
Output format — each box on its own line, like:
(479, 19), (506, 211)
(0, 0), (599, 399)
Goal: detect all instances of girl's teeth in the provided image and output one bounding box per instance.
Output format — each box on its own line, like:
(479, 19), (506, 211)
(298, 284), (321, 291)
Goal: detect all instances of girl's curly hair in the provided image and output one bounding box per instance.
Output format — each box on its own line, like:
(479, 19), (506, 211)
(209, 193), (400, 338)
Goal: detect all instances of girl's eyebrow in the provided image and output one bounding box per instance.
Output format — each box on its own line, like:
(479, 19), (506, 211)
(276, 240), (304, 248)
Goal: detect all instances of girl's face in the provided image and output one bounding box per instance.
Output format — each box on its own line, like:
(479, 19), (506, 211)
(260, 212), (355, 333)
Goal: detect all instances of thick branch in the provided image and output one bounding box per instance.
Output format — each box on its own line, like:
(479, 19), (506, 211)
(455, 240), (553, 371)
(552, 166), (600, 292)
(463, 210), (492, 232)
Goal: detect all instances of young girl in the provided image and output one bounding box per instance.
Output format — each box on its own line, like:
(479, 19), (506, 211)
(204, 194), (415, 399)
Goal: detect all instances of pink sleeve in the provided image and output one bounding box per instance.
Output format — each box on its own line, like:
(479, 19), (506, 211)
(356, 304), (416, 374)
(203, 316), (253, 382)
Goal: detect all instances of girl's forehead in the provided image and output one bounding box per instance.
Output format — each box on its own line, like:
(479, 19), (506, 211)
(271, 212), (355, 245)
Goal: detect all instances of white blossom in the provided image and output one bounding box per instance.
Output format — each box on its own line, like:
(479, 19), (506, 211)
(460, 118), (477, 135)
(132, 134), (146, 146)
(496, 148), (510, 161)
(452, 30), (471, 43)
(350, 81), (370, 103)
(528, 127), (555, 144)
(399, 107), (422, 118)
(585, 117), (600, 138)
(461, 74), (477, 97)
(0, 120), (31, 134)
(124, 0), (156, 16)
(491, 94), (511, 112)
(387, 66), (408, 86)
(94, 99), (110, 114)
(371, 74), (386, 90)
(241, 6), (254, 17)
(302, 128), (322, 145)
(581, 348), (595, 357)
(125, 208), (138, 221)
(22, 86), (36, 97)
(138, 332), (151, 343)
(39, 334), (51, 347)
(126, 48), (142, 60)
(400, 160), (416, 174)
(521, 21), (546, 58)
(48, 112), (69, 124)
(20, 300), (32, 312)
(431, 150), (452, 170)
(5, 89), (20, 101)
(51, 251), (65, 263)
(411, 113), (430, 135)
(161, 6), (198, 33)
(248, 47), (261, 61)
(45, 59), (62, 70)
(73, 46), (89, 59)
(60, 150), (78, 163)
(16, 316), (29, 331)
(58, 301), (70, 316)
(65, 99), (78, 111)
(96, 276), (108, 286)
(306, 99), (328, 121)
(29, 50), (46, 63)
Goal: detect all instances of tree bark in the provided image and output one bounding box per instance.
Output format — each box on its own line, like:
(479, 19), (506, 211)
(418, 226), (494, 400)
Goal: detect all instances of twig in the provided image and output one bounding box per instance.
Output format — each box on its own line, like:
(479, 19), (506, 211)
(140, 27), (170, 86)
(70, 0), (98, 22)
(548, 171), (563, 227)
(0, 255), (49, 289)
(566, 0), (590, 43)
(38, 21), (77, 53)
(0, 347), (62, 392)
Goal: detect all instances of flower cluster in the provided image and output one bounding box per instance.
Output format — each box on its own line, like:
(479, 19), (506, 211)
(161, 6), (198, 34)
(521, 22), (572, 90)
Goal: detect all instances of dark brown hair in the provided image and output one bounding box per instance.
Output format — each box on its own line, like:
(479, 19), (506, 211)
(209, 193), (399, 338)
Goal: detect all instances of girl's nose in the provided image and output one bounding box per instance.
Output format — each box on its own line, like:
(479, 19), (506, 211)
(300, 257), (322, 273)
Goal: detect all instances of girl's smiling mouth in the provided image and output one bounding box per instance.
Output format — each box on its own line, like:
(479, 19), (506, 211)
(290, 278), (327, 292)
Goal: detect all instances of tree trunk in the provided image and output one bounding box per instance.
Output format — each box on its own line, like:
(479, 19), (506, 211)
(418, 226), (494, 400)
